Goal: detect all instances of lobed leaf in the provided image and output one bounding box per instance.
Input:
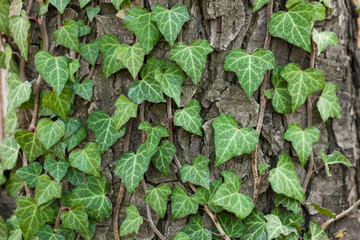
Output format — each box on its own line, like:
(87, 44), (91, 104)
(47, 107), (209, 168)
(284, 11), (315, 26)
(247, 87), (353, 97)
(171, 186), (199, 220)
(213, 212), (244, 239)
(6, 73), (32, 112)
(44, 158), (69, 183)
(119, 205), (143, 236)
(61, 204), (89, 239)
(194, 178), (223, 213)
(268, 65), (291, 114)
(15, 130), (47, 162)
(128, 77), (166, 104)
(80, 40), (99, 66)
(320, 149), (351, 177)
(17, 162), (43, 188)
(9, 11), (30, 61)
(69, 142), (101, 177)
(37, 118), (66, 149)
(138, 121), (168, 153)
(38, 225), (65, 240)
(150, 140), (176, 176)
(43, 87), (72, 120)
(115, 42), (145, 79)
(35, 174), (62, 206)
(144, 184), (172, 219)
(274, 194), (301, 214)
(180, 154), (210, 189)
(316, 82), (341, 122)
(86, 6), (100, 22)
(264, 214), (297, 240)
(99, 34), (125, 79)
(0, 135), (20, 170)
(73, 78), (94, 101)
(174, 99), (203, 136)
(112, 94), (138, 131)
(182, 215), (212, 240)
(309, 221), (329, 240)
(54, 20), (80, 52)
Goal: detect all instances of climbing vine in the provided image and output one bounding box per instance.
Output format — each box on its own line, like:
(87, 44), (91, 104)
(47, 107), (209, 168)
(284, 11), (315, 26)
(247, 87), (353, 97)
(0, 0), (356, 239)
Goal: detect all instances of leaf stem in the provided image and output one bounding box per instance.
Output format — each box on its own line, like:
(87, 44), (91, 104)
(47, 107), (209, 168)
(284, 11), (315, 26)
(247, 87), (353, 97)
(321, 199), (360, 229)
(19, 151), (31, 197)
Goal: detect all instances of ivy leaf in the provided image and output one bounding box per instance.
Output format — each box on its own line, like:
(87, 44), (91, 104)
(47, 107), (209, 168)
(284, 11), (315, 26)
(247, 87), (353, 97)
(0, 135), (20, 170)
(6, 215), (22, 240)
(69, 142), (101, 177)
(63, 117), (82, 138)
(73, 78), (93, 101)
(253, 0), (271, 12)
(151, 5), (190, 46)
(5, 172), (23, 197)
(138, 121), (168, 153)
(308, 203), (336, 219)
(38, 225), (65, 240)
(211, 171), (254, 219)
(99, 34), (125, 79)
(268, 152), (305, 202)
(212, 113), (259, 167)
(311, 2), (325, 23)
(0, 0), (9, 35)
(274, 194), (301, 214)
(15, 130), (47, 162)
(115, 42), (145, 79)
(54, 20), (80, 53)
(49, 0), (70, 14)
(63, 126), (87, 151)
(0, 164), (6, 185)
(35, 51), (70, 95)
(79, 0), (91, 8)
(320, 149), (351, 177)
(140, 56), (176, 80)
(119, 205), (143, 237)
(174, 232), (190, 240)
(264, 214), (297, 240)
(224, 48), (275, 98)
(268, 65), (291, 114)
(5, 110), (17, 134)
(35, 174), (62, 206)
(144, 184), (172, 219)
(80, 40), (99, 66)
(112, 94), (138, 131)
(124, 7), (162, 54)
(67, 59), (79, 84)
(171, 186), (199, 220)
(316, 82), (341, 122)
(112, 0), (128, 11)
(182, 216), (212, 240)
(312, 29), (337, 56)
(44, 158), (70, 183)
(43, 87), (72, 120)
(17, 162), (42, 188)
(174, 99), (203, 136)
(70, 175), (112, 221)
(6, 73), (32, 112)
(9, 0), (22, 17)
(61, 204), (89, 239)
(283, 124), (320, 166)
(9, 11), (30, 61)
(128, 77), (166, 104)
(320, 0), (332, 8)
(0, 217), (8, 240)
(281, 63), (325, 112)
(87, 111), (125, 153)
(115, 143), (154, 192)
(65, 167), (83, 186)
(151, 140), (176, 176)
(180, 154), (210, 189)
(194, 178), (223, 213)
(309, 221), (329, 240)
(154, 65), (186, 107)
(77, 20), (91, 37)
(86, 6), (100, 22)
(213, 212), (244, 239)
(37, 118), (66, 149)
(258, 164), (270, 176)
(169, 40), (213, 85)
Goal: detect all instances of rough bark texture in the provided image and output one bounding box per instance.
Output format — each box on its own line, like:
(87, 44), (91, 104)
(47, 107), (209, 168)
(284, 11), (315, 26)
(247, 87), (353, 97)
(1, 0), (360, 239)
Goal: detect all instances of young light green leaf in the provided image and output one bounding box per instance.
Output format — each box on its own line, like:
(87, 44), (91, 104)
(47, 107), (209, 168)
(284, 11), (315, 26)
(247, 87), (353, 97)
(269, 152), (305, 202)
(61, 204), (89, 239)
(281, 63), (325, 112)
(9, 11), (30, 61)
(274, 194), (301, 214)
(0, 217), (8, 240)
(320, 149), (351, 177)
(212, 113), (259, 167)
(63, 126), (87, 151)
(171, 186), (199, 220)
(6, 73), (32, 112)
(195, 178), (223, 213)
(43, 87), (71, 120)
(269, 65), (291, 114)
(180, 154), (210, 189)
(211, 171), (254, 219)
(67, 59), (79, 84)
(69, 142), (101, 177)
(151, 5), (190, 46)
(309, 221), (329, 240)
(128, 77), (166, 104)
(87, 111), (125, 153)
(138, 121), (168, 153)
(79, 40), (99, 66)
(37, 118), (66, 149)
(213, 212), (244, 239)
(243, 209), (267, 240)
(308, 203), (336, 219)
(77, 20), (91, 37)
(64, 167), (83, 186)
(38, 225), (65, 240)
(6, 215), (22, 240)
(17, 162), (42, 188)
(183, 215), (211, 240)
(38, 0), (49, 16)
(5, 110), (17, 134)
(49, 0), (70, 14)
(174, 232), (190, 240)
(99, 34), (125, 79)
(112, 0), (127, 11)
(54, 20), (80, 52)
(35, 51), (70, 95)
(174, 99), (203, 136)
(283, 124), (320, 166)
(8, 0), (22, 17)
(169, 40), (213, 85)
(253, 0), (271, 12)
(144, 184), (172, 219)
(151, 140), (176, 176)
(115, 42), (145, 79)
(0, 135), (20, 170)
(316, 82), (341, 122)
(320, 0), (332, 8)
(258, 164), (270, 176)
(15, 130), (47, 162)
(5, 172), (23, 197)
(70, 175), (112, 221)
(35, 174), (62, 206)
(311, 2), (325, 23)
(86, 6), (100, 22)
(79, 0), (91, 8)
(224, 48), (275, 98)
(0, 0), (9, 35)
(44, 158), (69, 183)
(112, 94), (138, 131)
(119, 205), (143, 237)
(264, 214), (297, 240)
(313, 29), (337, 56)
(73, 78), (93, 101)
(124, 7), (162, 54)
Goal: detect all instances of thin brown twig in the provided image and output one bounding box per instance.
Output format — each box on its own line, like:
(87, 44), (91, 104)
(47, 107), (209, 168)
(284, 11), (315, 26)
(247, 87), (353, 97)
(321, 199), (360, 229)
(312, 163), (325, 174)
(19, 152), (31, 197)
(25, 0), (34, 16)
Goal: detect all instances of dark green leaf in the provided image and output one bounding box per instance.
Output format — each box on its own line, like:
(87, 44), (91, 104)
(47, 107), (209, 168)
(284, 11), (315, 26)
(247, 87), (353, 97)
(180, 154), (209, 189)
(63, 117), (82, 138)
(0, 216), (8, 240)
(49, 0), (70, 14)
(79, 0), (91, 8)
(63, 126), (87, 151)
(274, 194), (301, 214)
(79, 40), (99, 66)
(144, 184), (172, 219)
(243, 209), (267, 240)
(99, 34), (125, 79)
(73, 78), (93, 101)
(194, 178), (223, 213)
(213, 212), (244, 239)
(37, 118), (66, 149)
(61, 204), (89, 239)
(138, 121), (168, 153)
(77, 20), (91, 37)
(54, 20), (80, 52)
(269, 65), (291, 114)
(65, 167), (83, 186)
(86, 6), (100, 22)
(35, 174), (62, 206)
(38, 225), (65, 240)
(5, 172), (23, 197)
(44, 158), (69, 183)
(43, 87), (72, 120)
(15, 130), (47, 162)
(6, 73), (32, 112)
(17, 162), (43, 188)
(151, 140), (176, 176)
(183, 215), (211, 240)
(128, 77), (166, 104)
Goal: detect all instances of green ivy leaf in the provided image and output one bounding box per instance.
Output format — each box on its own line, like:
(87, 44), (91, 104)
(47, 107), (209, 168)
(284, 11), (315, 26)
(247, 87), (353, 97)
(144, 184), (172, 219)
(6, 73), (32, 112)
(43, 87), (72, 120)
(0, 163), (6, 185)
(70, 175), (112, 221)
(151, 140), (176, 176)
(5, 172), (23, 197)
(63, 117), (82, 138)
(79, 0), (91, 8)
(213, 212), (244, 239)
(138, 121), (168, 153)
(49, 0), (70, 14)
(54, 20), (80, 52)
(316, 82), (341, 122)
(274, 194), (301, 214)
(112, 0), (127, 11)
(320, 0), (332, 8)
(119, 205), (143, 237)
(99, 34), (125, 79)
(61, 204), (89, 239)
(87, 111), (125, 153)
(112, 94), (138, 131)
(0, 135), (20, 170)
(212, 113), (259, 167)
(44, 158), (69, 183)
(264, 214), (297, 240)
(35, 174), (62, 206)
(17, 162), (42, 188)
(115, 42), (145, 79)
(268, 152), (305, 202)
(80, 40), (99, 66)
(35, 51), (70, 95)
(63, 126), (87, 151)
(253, 0), (271, 12)
(124, 7), (162, 54)
(8, 0), (22, 18)
(174, 232), (190, 240)
(69, 142), (101, 177)
(65, 167), (83, 186)
(5, 110), (17, 134)
(128, 77), (166, 104)
(309, 221), (329, 240)
(258, 164), (270, 176)
(224, 48), (275, 98)
(171, 186), (199, 220)
(37, 118), (66, 149)
(174, 99), (203, 136)
(180, 154), (210, 189)
(9, 11), (30, 61)
(169, 40), (213, 85)
(194, 178), (223, 213)
(86, 6), (100, 22)
(38, 0), (49, 16)
(0, 0), (9, 35)
(211, 171), (254, 219)
(268, 65), (291, 114)
(38, 225), (65, 240)
(183, 215), (212, 240)
(281, 63), (325, 112)
(140, 56), (176, 80)
(0, 217), (8, 240)
(320, 149), (351, 177)
(77, 20), (91, 37)
(308, 203), (336, 219)
(6, 215), (22, 240)
(15, 130), (47, 162)
(39, 90), (58, 117)
(151, 5), (190, 46)
(283, 124), (320, 166)
(73, 78), (93, 101)
(311, 2), (325, 23)
(312, 29), (338, 56)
